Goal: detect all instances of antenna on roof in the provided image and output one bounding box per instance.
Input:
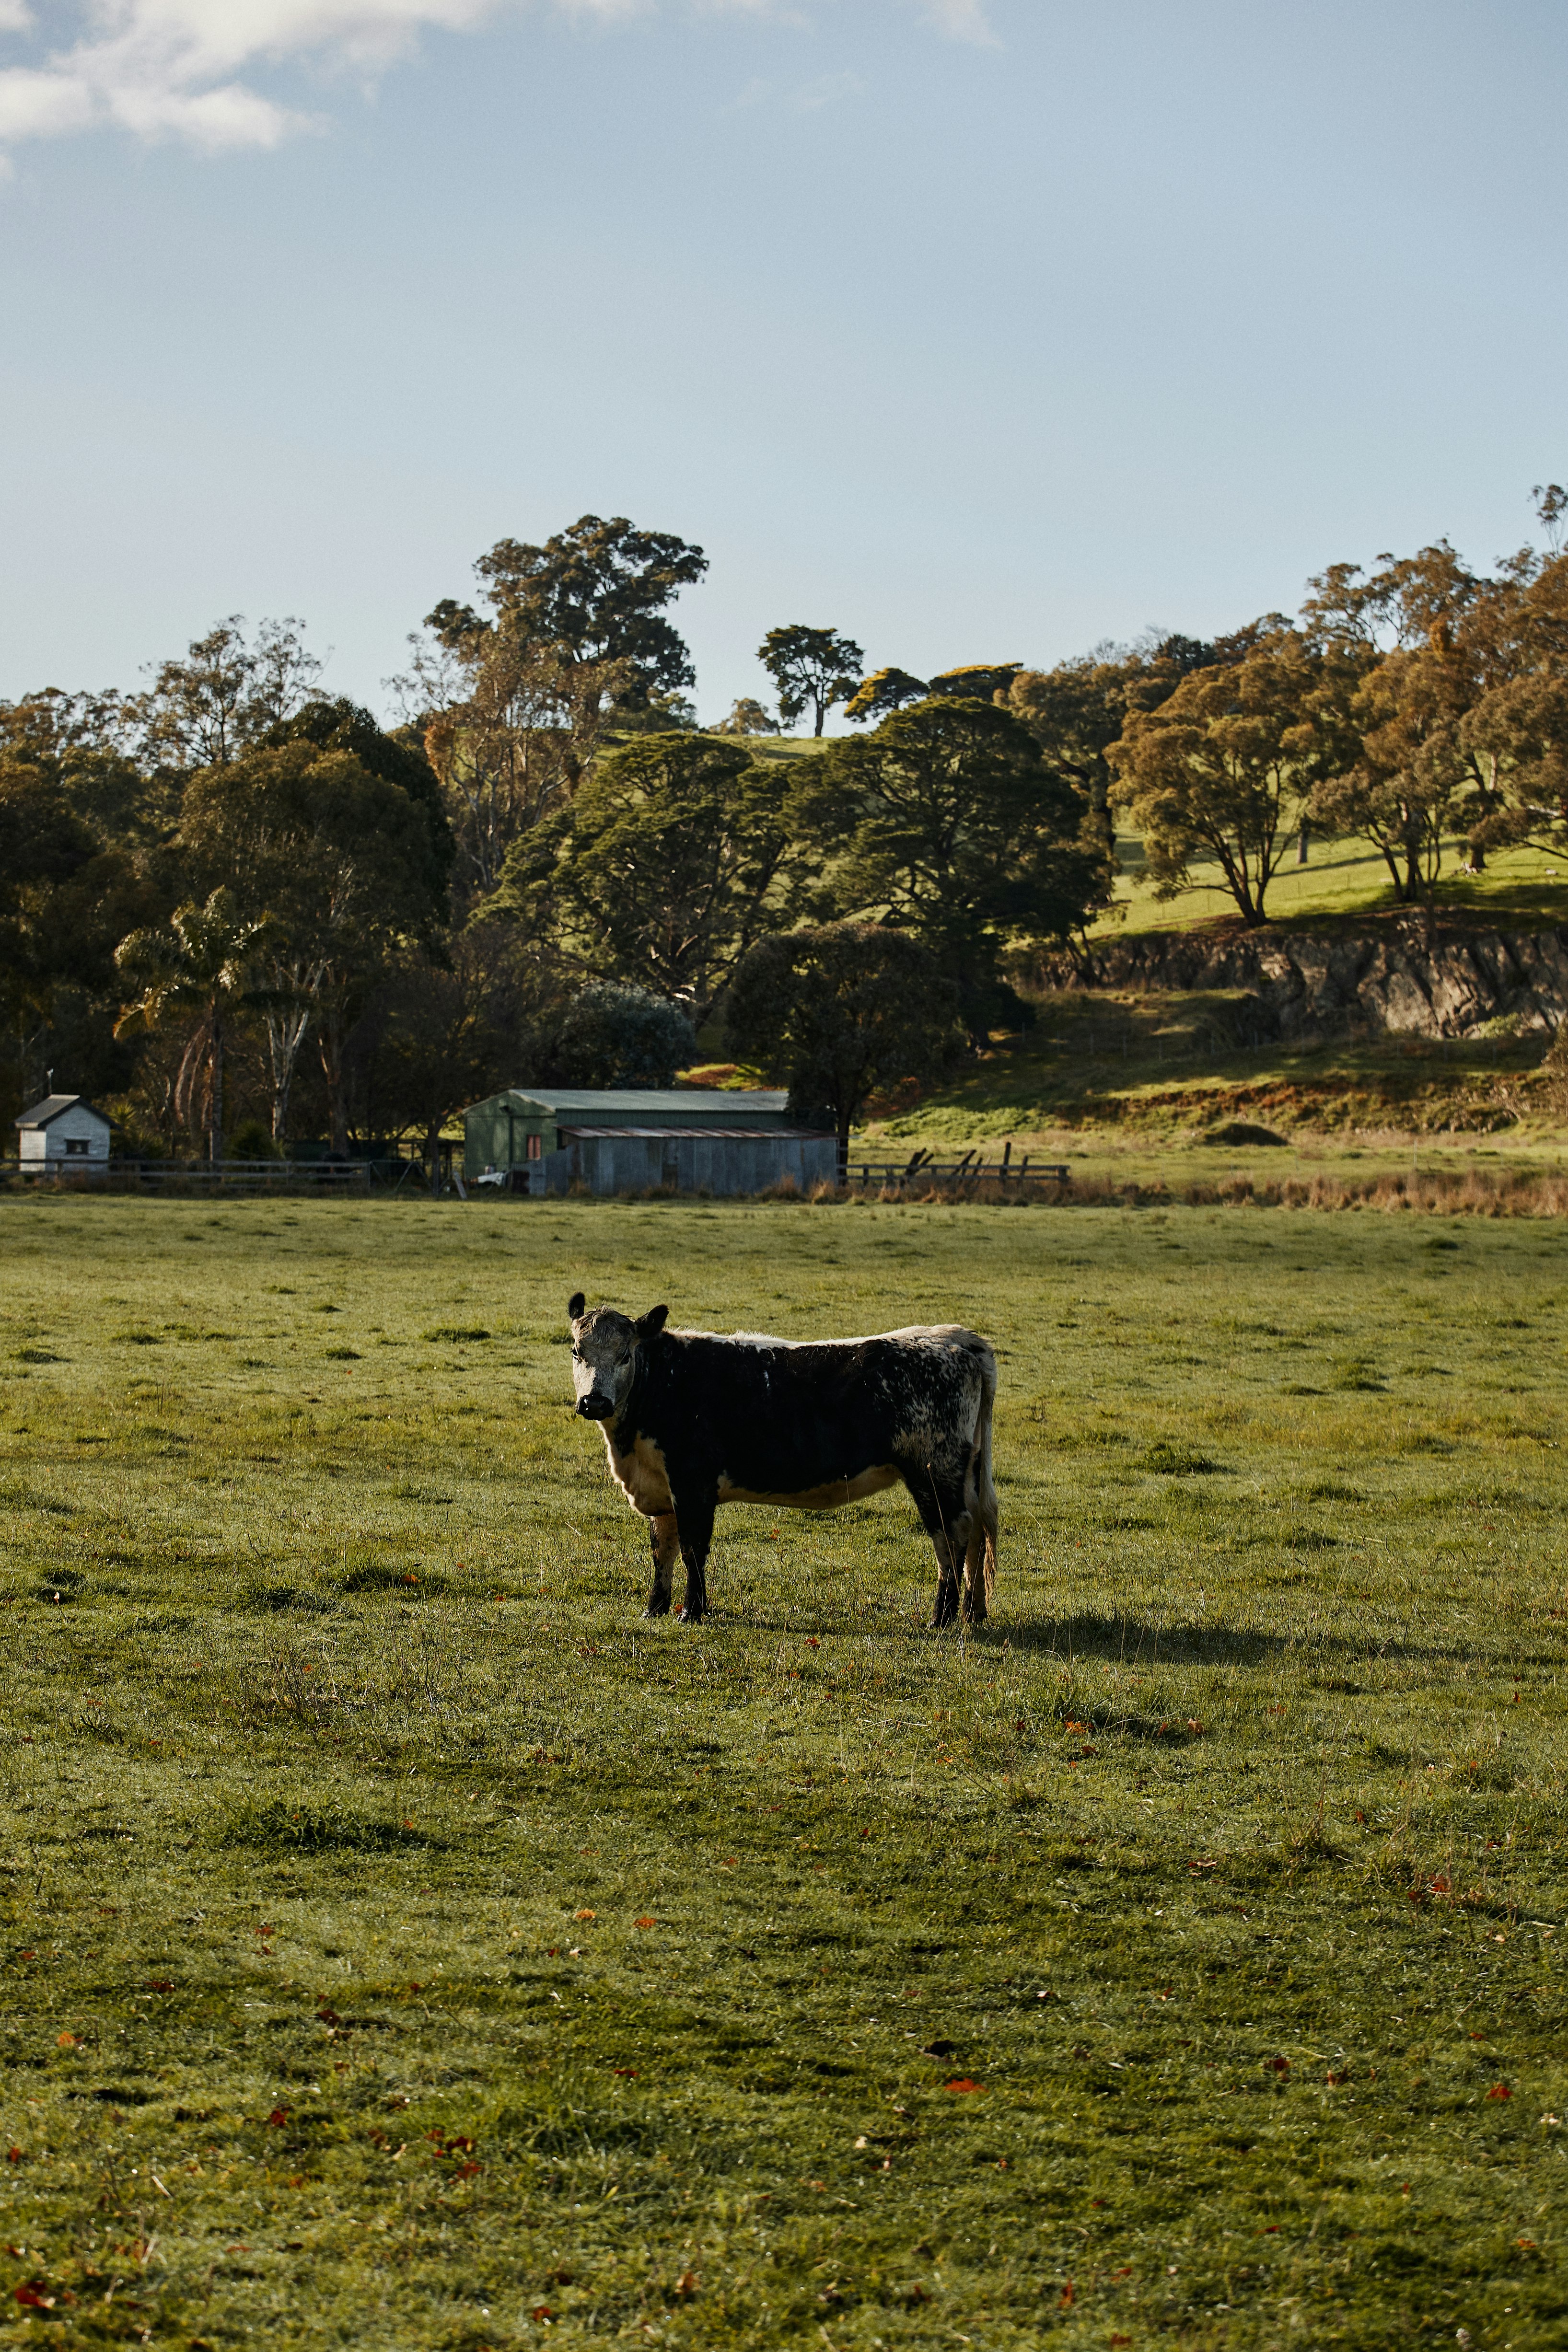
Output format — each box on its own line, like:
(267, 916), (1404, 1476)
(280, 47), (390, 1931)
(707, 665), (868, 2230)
(46, 1068), (53, 1092)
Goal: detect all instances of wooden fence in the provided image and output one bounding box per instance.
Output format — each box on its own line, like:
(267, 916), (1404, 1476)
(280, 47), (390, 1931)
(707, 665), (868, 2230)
(847, 1148), (1069, 1192)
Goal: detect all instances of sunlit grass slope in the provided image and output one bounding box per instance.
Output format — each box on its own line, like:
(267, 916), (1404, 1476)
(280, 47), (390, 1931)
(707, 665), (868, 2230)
(1095, 834), (1568, 938)
(0, 1196), (1565, 2348)
(858, 997), (1568, 1164)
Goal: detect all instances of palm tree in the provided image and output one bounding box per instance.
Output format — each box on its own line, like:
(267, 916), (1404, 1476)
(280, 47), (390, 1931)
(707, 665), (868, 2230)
(115, 889), (266, 1163)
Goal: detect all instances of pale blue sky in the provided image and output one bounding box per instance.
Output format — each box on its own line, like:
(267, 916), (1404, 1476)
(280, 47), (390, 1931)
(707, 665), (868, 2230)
(2, 0), (1565, 722)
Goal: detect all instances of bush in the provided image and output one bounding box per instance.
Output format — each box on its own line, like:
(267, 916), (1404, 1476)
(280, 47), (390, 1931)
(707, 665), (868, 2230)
(554, 984), (697, 1088)
(228, 1119), (279, 1159)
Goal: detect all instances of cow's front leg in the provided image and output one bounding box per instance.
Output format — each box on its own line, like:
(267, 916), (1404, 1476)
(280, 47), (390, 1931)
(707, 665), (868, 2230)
(644, 1511), (680, 1617)
(669, 1482), (717, 1623)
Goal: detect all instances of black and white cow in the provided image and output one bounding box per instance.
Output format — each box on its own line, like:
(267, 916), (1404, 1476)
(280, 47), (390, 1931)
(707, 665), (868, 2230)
(567, 1294), (999, 1626)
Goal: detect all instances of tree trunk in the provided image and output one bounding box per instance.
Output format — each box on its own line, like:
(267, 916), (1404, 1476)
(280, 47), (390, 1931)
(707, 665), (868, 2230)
(266, 1000), (313, 1143)
(425, 1118), (443, 1197)
(320, 1011), (349, 1156)
(209, 1016), (224, 1164)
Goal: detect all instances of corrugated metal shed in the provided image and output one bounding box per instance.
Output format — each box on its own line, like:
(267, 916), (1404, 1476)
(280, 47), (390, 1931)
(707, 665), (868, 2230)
(463, 1086), (833, 1196)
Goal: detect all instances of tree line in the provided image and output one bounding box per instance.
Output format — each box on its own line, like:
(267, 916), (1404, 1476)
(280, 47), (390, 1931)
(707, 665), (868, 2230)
(4, 498), (1568, 1168)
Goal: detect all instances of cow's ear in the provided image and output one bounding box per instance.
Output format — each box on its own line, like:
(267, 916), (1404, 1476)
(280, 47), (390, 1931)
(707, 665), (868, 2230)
(637, 1304), (669, 1339)
(567, 1291), (586, 1323)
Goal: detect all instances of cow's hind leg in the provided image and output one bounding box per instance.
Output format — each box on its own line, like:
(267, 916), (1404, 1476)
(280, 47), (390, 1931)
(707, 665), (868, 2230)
(644, 1512), (680, 1618)
(906, 1464), (973, 1629)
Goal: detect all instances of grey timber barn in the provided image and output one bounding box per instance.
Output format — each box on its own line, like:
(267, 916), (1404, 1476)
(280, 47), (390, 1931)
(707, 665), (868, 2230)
(462, 1088), (836, 1198)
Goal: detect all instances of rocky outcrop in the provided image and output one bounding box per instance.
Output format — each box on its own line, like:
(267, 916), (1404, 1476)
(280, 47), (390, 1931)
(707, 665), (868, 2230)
(1034, 924), (1568, 1040)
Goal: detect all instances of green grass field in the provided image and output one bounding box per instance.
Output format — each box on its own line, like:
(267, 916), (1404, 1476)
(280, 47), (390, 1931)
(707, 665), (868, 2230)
(1, 1196), (1565, 2349)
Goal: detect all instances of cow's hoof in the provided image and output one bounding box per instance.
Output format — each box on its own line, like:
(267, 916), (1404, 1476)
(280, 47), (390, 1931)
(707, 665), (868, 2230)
(642, 1602), (671, 1620)
(675, 1605), (706, 1625)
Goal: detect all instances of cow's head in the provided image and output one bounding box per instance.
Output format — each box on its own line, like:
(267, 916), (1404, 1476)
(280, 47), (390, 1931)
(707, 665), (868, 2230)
(567, 1293), (668, 1421)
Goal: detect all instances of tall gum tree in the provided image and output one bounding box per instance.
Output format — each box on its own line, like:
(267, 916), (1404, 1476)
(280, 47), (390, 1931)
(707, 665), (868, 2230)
(757, 626), (865, 737)
(801, 695), (1108, 1032)
(1109, 633), (1348, 927)
(497, 732), (804, 1029)
(725, 921), (961, 1182)
(180, 737), (451, 1148)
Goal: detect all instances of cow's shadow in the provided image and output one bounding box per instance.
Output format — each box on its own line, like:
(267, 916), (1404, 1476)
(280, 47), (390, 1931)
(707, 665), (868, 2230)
(977, 1612), (1482, 1670)
(711, 1602), (1483, 1672)
(990, 1613), (1296, 1670)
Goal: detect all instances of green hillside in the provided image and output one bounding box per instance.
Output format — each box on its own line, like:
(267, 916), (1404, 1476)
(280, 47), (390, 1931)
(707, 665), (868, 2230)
(1096, 834), (1568, 939)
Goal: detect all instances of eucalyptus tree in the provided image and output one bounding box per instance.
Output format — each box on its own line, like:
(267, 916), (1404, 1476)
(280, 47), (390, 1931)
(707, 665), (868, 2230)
(726, 922), (961, 1180)
(114, 888), (266, 1162)
(500, 732), (803, 1028)
(757, 625), (864, 736)
(801, 695), (1106, 1032)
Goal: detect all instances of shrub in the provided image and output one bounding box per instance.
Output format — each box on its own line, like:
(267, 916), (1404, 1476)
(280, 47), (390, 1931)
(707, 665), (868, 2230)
(554, 983), (697, 1088)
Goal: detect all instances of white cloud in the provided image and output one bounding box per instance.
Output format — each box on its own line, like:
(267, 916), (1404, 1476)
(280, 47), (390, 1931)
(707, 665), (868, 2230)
(918, 0), (994, 40)
(0, 0), (995, 155)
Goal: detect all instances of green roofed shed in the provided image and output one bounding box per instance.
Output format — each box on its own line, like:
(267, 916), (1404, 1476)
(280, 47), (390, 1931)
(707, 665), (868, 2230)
(463, 1087), (834, 1197)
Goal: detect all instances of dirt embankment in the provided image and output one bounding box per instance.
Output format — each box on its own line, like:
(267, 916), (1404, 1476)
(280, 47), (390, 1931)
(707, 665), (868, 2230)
(1031, 923), (1568, 1040)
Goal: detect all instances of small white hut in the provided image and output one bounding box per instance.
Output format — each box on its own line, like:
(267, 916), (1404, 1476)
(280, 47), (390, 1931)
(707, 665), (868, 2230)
(14, 1094), (113, 1176)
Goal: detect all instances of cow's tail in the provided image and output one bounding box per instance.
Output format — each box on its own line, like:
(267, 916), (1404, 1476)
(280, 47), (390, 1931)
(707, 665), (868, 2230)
(964, 1339), (999, 1612)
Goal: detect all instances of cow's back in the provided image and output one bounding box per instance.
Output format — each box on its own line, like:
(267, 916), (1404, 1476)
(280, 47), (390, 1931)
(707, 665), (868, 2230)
(640, 1323), (989, 1495)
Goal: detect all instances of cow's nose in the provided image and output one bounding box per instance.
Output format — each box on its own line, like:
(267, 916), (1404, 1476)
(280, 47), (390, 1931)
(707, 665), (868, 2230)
(577, 1394), (613, 1420)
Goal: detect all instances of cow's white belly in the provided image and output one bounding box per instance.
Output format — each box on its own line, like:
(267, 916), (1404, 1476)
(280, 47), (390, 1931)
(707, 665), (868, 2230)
(604, 1431), (673, 1516)
(718, 1464), (899, 1511)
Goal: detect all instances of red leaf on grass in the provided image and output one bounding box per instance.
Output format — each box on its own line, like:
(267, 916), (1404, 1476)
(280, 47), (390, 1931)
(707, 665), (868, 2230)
(267, 2107), (290, 2128)
(1059, 2279), (1075, 2308)
(14, 2284), (56, 2309)
(634, 1916), (657, 1930)
(943, 2077), (985, 2095)
(1268, 2057), (1290, 2075)
(613, 2067), (639, 2078)
(1487, 2084), (1512, 2101)
(5, 2149), (20, 2165)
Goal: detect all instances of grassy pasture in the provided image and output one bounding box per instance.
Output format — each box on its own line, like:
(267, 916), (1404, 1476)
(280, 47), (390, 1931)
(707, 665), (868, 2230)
(0, 1195), (1565, 2350)
(1092, 833), (1568, 939)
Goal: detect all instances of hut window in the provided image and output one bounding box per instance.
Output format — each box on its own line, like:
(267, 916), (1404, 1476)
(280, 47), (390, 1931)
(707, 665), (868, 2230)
(526, 1133), (542, 1160)
(64, 1138), (88, 1157)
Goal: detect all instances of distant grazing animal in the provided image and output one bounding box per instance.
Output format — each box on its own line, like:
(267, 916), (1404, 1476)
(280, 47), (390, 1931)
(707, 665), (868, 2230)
(567, 1293), (999, 1626)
